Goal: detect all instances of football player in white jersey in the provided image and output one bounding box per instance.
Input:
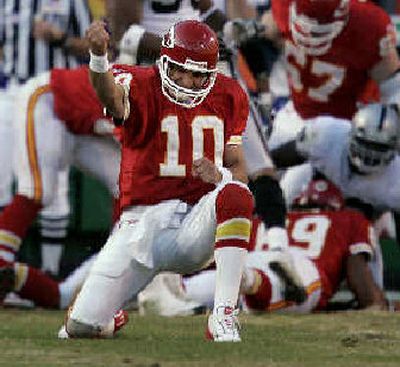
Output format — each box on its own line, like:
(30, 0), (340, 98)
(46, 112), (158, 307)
(275, 103), (400, 214)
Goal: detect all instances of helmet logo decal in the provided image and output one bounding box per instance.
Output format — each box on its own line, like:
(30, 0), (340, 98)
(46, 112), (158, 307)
(162, 26), (175, 48)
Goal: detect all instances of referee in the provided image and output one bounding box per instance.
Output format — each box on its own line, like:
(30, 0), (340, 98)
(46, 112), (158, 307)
(0, 0), (92, 278)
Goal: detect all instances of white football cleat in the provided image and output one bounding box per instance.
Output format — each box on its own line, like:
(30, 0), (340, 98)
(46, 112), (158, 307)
(206, 303), (241, 342)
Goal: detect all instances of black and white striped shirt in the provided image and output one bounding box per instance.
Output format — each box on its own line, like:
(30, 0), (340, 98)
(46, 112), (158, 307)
(0, 0), (91, 83)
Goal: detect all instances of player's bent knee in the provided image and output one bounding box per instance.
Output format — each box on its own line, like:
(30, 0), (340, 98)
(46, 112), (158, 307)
(215, 183), (254, 250)
(216, 183), (254, 218)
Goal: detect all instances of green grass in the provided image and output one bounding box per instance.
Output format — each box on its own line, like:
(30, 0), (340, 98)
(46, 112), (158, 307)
(1, 310), (400, 367)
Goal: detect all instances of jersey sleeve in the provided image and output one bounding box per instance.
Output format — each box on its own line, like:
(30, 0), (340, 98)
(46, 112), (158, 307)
(111, 65), (159, 147)
(226, 80), (249, 145)
(347, 210), (375, 261)
(295, 117), (351, 159)
(51, 66), (105, 135)
(353, 2), (395, 68)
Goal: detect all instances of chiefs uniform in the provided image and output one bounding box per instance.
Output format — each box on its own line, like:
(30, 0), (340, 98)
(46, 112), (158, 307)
(50, 66), (110, 135)
(14, 67), (120, 205)
(268, 0), (397, 151)
(245, 208), (375, 312)
(67, 20), (254, 341)
(272, 0), (393, 119)
(112, 64), (249, 208)
(0, 67), (120, 264)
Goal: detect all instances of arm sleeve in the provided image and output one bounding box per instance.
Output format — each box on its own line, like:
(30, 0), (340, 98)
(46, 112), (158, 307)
(227, 81), (250, 144)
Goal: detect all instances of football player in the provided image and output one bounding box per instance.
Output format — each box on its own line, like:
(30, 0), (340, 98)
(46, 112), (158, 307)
(259, 0), (400, 150)
(65, 20), (254, 342)
(0, 66), (121, 273)
(243, 178), (395, 313)
(275, 103), (400, 216)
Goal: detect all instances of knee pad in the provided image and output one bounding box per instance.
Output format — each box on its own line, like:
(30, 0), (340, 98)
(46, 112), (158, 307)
(216, 183), (254, 221)
(215, 183), (254, 250)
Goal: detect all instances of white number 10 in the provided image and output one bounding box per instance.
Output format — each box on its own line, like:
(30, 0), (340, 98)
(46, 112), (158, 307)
(160, 115), (225, 176)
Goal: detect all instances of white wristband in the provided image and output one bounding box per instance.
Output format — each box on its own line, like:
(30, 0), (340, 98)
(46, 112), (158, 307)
(89, 51), (110, 73)
(217, 166), (233, 186)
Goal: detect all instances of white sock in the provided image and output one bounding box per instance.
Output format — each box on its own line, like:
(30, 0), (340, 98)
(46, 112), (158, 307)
(41, 244), (63, 274)
(213, 247), (247, 309)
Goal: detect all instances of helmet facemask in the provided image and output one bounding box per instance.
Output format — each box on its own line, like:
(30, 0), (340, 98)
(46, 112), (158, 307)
(290, 0), (349, 56)
(349, 137), (396, 174)
(159, 55), (217, 108)
(159, 20), (219, 108)
(349, 104), (400, 174)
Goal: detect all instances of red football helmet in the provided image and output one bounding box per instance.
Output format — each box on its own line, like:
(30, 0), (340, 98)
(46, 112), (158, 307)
(290, 0), (350, 55)
(293, 179), (344, 211)
(159, 20), (219, 108)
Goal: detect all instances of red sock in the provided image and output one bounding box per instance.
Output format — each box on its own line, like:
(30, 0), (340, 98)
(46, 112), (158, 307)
(17, 264), (60, 309)
(0, 195), (41, 238)
(244, 270), (272, 311)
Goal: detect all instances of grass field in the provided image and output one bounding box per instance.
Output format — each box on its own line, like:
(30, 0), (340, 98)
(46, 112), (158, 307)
(1, 310), (400, 366)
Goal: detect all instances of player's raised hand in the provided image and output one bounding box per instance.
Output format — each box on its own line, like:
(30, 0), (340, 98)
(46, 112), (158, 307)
(86, 21), (110, 56)
(192, 158), (222, 185)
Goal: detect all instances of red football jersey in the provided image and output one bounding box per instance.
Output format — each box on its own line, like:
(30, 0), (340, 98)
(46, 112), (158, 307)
(250, 208), (374, 309)
(112, 65), (249, 208)
(286, 209), (374, 308)
(272, 0), (394, 119)
(51, 66), (106, 135)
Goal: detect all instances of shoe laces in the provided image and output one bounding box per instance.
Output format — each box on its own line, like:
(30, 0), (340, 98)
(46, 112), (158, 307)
(215, 304), (240, 334)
